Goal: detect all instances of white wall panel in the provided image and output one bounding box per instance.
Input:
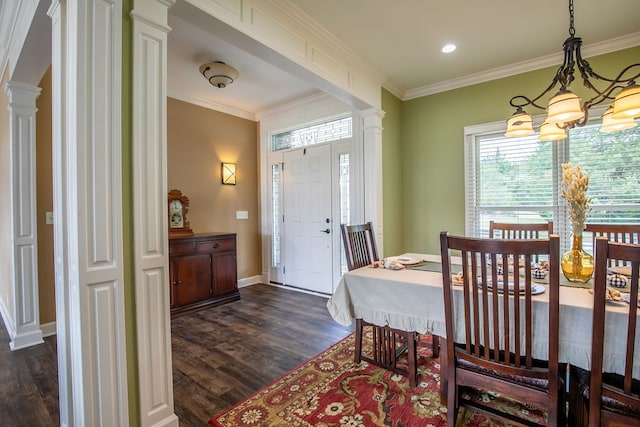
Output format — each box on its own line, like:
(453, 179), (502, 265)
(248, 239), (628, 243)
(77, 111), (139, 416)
(310, 46), (350, 88)
(248, 3), (306, 62)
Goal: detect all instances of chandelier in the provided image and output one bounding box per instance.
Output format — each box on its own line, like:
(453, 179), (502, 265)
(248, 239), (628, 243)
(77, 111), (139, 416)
(505, 0), (640, 140)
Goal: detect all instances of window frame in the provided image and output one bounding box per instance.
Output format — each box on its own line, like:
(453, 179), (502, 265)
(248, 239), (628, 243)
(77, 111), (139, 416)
(464, 105), (640, 253)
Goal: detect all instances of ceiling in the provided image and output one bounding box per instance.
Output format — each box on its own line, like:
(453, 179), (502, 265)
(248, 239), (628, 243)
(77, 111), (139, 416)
(168, 0), (640, 120)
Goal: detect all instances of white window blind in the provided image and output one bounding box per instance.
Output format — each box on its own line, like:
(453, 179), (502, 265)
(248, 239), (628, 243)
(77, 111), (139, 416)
(465, 114), (640, 253)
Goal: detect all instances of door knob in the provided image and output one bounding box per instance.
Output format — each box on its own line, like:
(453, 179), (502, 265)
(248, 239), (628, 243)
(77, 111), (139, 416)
(321, 228), (331, 234)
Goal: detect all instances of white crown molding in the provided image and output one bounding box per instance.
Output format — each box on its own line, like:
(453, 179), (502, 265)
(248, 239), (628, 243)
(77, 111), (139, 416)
(169, 89), (339, 122)
(168, 91), (256, 121)
(381, 79), (404, 100)
(404, 32), (640, 101)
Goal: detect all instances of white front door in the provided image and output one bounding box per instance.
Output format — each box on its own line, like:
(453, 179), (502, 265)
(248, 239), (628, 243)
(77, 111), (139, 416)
(282, 144), (333, 293)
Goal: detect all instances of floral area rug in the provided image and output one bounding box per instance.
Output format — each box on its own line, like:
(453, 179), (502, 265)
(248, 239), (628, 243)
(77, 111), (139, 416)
(209, 333), (547, 426)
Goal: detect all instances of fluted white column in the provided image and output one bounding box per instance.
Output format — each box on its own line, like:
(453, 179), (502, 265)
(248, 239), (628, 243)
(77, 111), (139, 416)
(4, 81), (44, 351)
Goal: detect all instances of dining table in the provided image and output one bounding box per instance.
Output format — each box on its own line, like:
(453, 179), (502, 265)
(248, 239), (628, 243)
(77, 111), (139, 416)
(327, 253), (640, 380)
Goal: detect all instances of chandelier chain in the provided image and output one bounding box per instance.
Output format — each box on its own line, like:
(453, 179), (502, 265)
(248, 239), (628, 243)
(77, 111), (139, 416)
(568, 0), (575, 37)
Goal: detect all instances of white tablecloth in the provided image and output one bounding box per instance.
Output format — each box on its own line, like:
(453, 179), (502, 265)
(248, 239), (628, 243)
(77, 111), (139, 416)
(327, 253), (639, 377)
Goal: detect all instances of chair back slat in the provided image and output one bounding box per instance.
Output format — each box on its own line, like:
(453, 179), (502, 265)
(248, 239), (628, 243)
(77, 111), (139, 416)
(589, 237), (640, 424)
(442, 234), (559, 370)
(489, 221), (554, 239)
(585, 223), (640, 267)
(340, 222), (379, 271)
(489, 221), (553, 263)
(440, 232), (563, 425)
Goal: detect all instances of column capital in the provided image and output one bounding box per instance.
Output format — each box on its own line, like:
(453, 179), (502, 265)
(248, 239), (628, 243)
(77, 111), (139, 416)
(4, 80), (42, 104)
(360, 108), (385, 129)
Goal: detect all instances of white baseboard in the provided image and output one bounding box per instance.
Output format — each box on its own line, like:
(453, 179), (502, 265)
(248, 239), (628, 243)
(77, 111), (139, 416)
(262, 282), (331, 299)
(237, 275), (262, 288)
(41, 321), (57, 337)
(0, 298), (15, 341)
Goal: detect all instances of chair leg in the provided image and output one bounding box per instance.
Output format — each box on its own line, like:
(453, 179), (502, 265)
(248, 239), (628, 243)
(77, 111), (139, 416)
(438, 337), (448, 406)
(432, 334), (439, 359)
(568, 365), (587, 427)
(354, 318), (363, 364)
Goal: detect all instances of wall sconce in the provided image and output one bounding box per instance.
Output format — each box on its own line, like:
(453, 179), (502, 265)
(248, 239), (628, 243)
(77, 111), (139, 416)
(221, 162), (236, 185)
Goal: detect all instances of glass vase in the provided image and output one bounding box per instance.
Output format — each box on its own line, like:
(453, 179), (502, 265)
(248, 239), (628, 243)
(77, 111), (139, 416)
(561, 233), (594, 283)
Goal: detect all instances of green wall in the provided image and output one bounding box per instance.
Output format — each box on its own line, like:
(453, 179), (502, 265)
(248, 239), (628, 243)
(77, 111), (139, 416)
(381, 89), (404, 255)
(383, 46), (640, 255)
(121, 0), (139, 424)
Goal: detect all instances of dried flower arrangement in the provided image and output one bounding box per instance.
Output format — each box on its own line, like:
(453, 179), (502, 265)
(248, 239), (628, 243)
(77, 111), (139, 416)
(561, 162), (592, 235)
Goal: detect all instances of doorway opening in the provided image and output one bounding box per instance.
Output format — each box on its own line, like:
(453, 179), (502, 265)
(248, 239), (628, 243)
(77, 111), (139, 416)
(269, 116), (354, 294)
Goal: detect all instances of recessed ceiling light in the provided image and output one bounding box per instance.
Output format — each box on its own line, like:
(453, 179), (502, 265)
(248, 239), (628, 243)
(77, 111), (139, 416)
(441, 43), (456, 54)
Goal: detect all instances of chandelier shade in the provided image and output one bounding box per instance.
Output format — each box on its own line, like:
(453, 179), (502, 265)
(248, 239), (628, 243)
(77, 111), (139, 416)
(199, 61), (239, 88)
(504, 109), (534, 137)
(545, 90), (584, 124)
(505, 0), (640, 138)
(600, 107), (638, 132)
(539, 122), (567, 141)
(612, 84), (640, 119)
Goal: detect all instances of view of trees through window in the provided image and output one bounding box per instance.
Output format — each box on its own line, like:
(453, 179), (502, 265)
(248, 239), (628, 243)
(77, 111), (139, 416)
(467, 120), (640, 252)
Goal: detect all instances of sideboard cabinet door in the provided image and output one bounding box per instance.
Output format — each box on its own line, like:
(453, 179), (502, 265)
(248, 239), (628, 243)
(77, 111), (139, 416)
(173, 253), (213, 307)
(213, 251), (237, 295)
(169, 233), (239, 316)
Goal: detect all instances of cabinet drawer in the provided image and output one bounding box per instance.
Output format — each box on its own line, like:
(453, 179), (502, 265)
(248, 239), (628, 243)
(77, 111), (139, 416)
(195, 237), (235, 253)
(169, 241), (194, 256)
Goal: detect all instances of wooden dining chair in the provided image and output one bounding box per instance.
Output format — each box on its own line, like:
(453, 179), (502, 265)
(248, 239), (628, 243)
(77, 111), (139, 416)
(489, 221), (554, 264)
(341, 222), (380, 270)
(340, 222), (438, 387)
(569, 237), (640, 426)
(439, 231), (565, 426)
(584, 223), (640, 267)
(489, 221), (554, 239)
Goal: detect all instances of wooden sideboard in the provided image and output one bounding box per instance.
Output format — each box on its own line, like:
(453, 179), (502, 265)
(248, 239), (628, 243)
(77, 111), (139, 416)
(169, 232), (240, 316)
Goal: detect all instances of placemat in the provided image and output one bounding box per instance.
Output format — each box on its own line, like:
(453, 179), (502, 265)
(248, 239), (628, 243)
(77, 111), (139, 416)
(408, 261), (462, 274)
(532, 275), (594, 290)
(407, 261), (635, 293)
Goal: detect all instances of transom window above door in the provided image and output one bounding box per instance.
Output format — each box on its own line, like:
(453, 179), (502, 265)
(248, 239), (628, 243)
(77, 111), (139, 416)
(272, 116), (352, 151)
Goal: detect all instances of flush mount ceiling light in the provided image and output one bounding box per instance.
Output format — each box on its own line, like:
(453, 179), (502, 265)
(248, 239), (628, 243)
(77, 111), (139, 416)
(505, 0), (640, 139)
(199, 61), (239, 88)
(441, 43), (456, 54)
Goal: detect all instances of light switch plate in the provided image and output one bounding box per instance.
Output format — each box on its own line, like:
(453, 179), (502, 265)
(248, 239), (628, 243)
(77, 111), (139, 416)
(45, 211), (54, 224)
(236, 210), (249, 220)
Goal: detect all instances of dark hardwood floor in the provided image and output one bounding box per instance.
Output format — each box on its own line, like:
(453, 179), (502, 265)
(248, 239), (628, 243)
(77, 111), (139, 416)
(0, 324), (59, 426)
(172, 284), (353, 425)
(0, 284), (353, 426)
